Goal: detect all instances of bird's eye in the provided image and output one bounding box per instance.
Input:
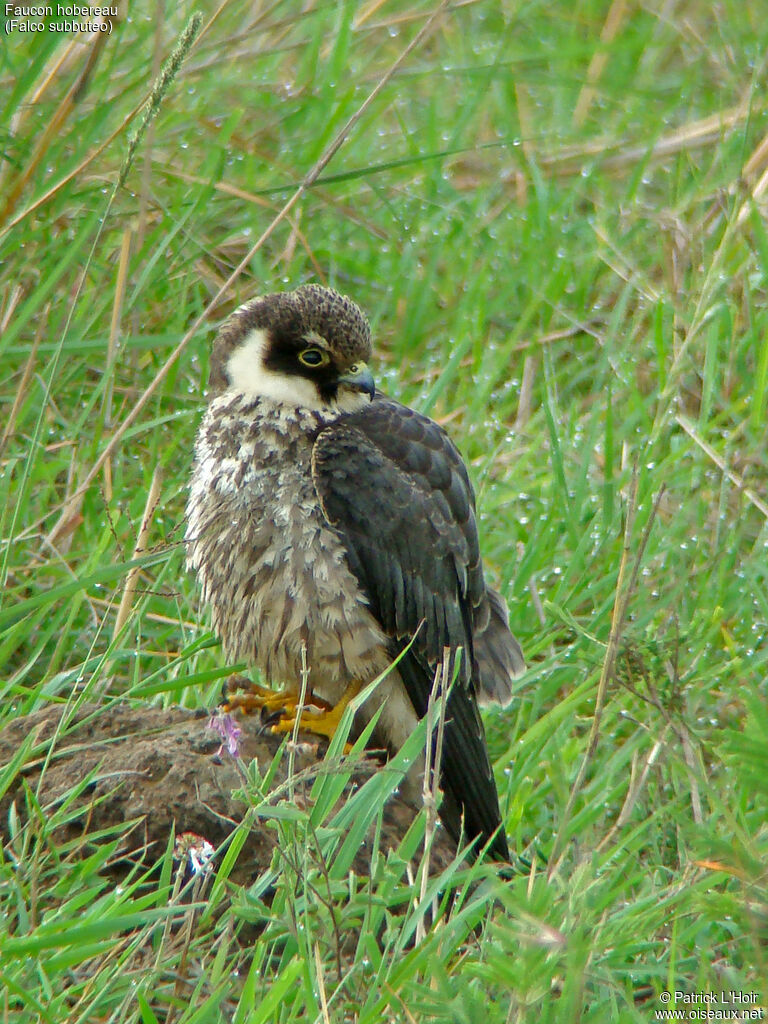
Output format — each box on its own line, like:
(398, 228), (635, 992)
(298, 347), (329, 367)
(348, 363), (359, 373)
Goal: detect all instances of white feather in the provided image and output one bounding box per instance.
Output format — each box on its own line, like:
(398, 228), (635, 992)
(226, 329), (321, 407)
(225, 327), (371, 414)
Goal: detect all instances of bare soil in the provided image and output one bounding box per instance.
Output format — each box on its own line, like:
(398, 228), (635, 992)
(0, 701), (456, 885)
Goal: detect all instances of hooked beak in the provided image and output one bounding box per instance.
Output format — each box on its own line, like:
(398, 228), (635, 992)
(339, 361), (375, 398)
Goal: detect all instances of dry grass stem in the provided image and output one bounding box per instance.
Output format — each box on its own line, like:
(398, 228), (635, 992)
(1, 311), (44, 453)
(103, 227), (133, 433)
(314, 941), (332, 1024)
(112, 467), (163, 640)
(676, 415), (768, 520)
(415, 648), (450, 944)
(679, 724), (703, 825)
(598, 727), (669, 851)
(572, 0), (628, 127)
(542, 99), (758, 178)
(287, 640), (313, 797)
(742, 129), (768, 182)
(514, 354), (536, 431)
(0, 26), (110, 225)
(158, 168), (327, 278)
(592, 223), (661, 302)
(0, 95), (149, 238)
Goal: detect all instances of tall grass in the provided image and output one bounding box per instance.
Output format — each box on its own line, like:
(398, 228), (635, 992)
(1, 1), (767, 1020)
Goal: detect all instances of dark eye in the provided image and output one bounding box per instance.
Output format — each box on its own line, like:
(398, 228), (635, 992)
(298, 347), (329, 367)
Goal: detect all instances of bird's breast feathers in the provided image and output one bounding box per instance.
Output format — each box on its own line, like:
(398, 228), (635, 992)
(185, 392), (390, 699)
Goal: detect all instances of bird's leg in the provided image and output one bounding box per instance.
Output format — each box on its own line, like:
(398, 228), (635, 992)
(223, 674), (299, 715)
(269, 679), (363, 741)
(222, 673), (333, 720)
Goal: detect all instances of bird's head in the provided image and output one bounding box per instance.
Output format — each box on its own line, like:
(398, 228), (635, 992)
(209, 284), (375, 412)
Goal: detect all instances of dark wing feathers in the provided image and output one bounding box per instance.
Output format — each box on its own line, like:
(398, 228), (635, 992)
(312, 397), (477, 675)
(312, 395), (517, 860)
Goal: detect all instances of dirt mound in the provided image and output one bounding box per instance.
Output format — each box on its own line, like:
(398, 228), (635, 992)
(0, 701), (456, 883)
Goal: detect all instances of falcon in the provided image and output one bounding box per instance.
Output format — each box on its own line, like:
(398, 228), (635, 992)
(185, 284), (524, 861)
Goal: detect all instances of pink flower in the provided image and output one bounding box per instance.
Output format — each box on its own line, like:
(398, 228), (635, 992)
(207, 712), (242, 759)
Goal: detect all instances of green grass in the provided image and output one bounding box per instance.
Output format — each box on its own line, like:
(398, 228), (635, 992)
(2, 0), (768, 1019)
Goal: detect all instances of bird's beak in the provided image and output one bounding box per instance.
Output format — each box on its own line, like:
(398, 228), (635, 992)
(339, 361), (375, 397)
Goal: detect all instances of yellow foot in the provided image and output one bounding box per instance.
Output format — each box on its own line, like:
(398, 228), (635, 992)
(223, 675), (362, 749)
(270, 701), (345, 741)
(223, 675), (304, 717)
(222, 674), (338, 731)
(270, 679), (363, 745)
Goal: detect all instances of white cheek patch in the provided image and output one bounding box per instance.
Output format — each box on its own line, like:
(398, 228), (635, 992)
(226, 328), (322, 409)
(225, 326), (372, 414)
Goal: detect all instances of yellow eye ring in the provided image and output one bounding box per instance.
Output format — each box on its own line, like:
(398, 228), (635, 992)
(298, 347), (330, 368)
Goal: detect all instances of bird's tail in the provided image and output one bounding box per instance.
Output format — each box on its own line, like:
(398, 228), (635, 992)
(474, 586), (525, 707)
(396, 649), (510, 863)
